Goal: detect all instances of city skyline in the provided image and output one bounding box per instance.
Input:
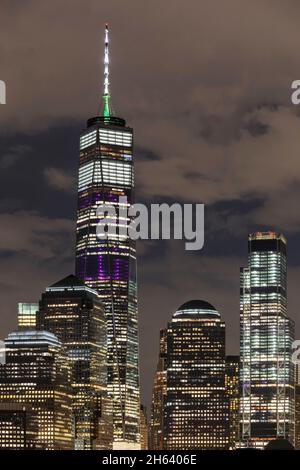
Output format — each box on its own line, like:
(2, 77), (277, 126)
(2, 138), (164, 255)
(1, 1), (300, 414)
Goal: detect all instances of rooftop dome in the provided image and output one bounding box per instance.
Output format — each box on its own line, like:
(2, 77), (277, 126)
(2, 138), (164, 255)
(174, 299), (220, 319)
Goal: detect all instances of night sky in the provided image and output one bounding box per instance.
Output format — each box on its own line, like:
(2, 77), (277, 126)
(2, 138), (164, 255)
(1, 0), (300, 408)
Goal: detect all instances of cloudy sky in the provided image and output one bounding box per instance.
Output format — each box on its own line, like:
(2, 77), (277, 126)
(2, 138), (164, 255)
(1, 0), (300, 407)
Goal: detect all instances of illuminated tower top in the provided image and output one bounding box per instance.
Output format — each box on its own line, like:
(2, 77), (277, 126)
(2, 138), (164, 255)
(103, 23), (112, 118)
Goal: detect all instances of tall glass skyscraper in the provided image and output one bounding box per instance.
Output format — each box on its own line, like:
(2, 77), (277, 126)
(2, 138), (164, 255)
(75, 25), (140, 448)
(164, 300), (229, 450)
(240, 232), (295, 449)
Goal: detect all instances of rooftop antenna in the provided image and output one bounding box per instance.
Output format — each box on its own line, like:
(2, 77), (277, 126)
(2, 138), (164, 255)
(102, 23), (112, 118)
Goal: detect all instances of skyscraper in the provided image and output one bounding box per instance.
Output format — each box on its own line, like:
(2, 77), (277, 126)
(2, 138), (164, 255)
(75, 25), (140, 448)
(0, 330), (73, 450)
(240, 232), (295, 448)
(36, 274), (111, 449)
(164, 300), (229, 450)
(225, 355), (240, 449)
(149, 328), (167, 450)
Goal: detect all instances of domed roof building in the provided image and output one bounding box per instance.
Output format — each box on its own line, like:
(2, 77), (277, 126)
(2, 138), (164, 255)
(163, 300), (229, 450)
(174, 300), (220, 319)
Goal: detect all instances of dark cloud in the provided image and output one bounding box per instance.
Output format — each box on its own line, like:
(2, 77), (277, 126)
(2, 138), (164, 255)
(44, 167), (75, 193)
(0, 144), (31, 169)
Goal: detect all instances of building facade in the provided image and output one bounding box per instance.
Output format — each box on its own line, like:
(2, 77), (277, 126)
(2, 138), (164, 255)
(149, 328), (167, 450)
(0, 405), (27, 450)
(295, 364), (300, 449)
(240, 232), (295, 448)
(18, 303), (38, 329)
(164, 300), (229, 450)
(37, 274), (112, 449)
(0, 330), (73, 450)
(140, 405), (149, 450)
(75, 25), (140, 448)
(225, 355), (240, 449)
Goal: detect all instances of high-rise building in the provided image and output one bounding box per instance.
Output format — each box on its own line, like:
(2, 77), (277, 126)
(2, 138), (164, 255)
(240, 232), (295, 448)
(75, 25), (140, 448)
(140, 405), (148, 450)
(36, 274), (112, 449)
(0, 405), (27, 450)
(164, 300), (229, 450)
(225, 355), (240, 449)
(149, 328), (167, 450)
(18, 303), (38, 329)
(0, 330), (73, 450)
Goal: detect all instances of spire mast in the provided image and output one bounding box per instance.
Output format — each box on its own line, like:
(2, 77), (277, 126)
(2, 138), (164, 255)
(103, 23), (111, 118)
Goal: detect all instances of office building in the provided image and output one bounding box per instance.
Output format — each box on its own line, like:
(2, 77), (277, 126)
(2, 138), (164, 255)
(225, 355), (240, 449)
(37, 274), (112, 449)
(0, 330), (73, 450)
(164, 300), (229, 450)
(240, 232), (295, 448)
(140, 404), (148, 450)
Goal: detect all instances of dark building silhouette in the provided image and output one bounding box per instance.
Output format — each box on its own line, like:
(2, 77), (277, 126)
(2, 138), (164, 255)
(264, 438), (294, 450)
(149, 329), (167, 450)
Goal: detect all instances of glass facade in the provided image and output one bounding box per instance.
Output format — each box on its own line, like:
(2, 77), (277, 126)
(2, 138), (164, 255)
(75, 110), (140, 449)
(240, 232), (295, 448)
(164, 300), (229, 450)
(0, 330), (73, 450)
(36, 274), (111, 449)
(17, 303), (38, 329)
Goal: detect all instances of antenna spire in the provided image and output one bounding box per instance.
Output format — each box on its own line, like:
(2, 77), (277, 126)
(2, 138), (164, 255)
(103, 23), (112, 118)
